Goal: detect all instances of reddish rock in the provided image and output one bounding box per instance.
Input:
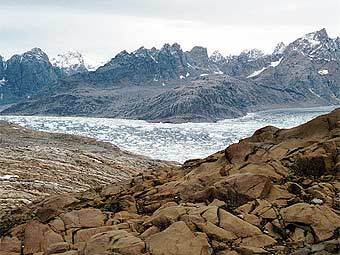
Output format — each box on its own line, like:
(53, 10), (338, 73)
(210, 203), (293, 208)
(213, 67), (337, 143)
(23, 221), (64, 254)
(60, 208), (105, 229)
(83, 230), (145, 255)
(281, 203), (340, 241)
(214, 173), (272, 207)
(147, 221), (212, 255)
(0, 236), (21, 253)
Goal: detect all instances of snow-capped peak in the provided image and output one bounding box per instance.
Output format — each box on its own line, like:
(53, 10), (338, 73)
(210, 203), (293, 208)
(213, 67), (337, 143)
(288, 28), (338, 61)
(51, 51), (88, 75)
(292, 29), (331, 51)
(273, 42), (286, 55)
(301, 32), (322, 48)
(210, 50), (225, 63)
(241, 49), (265, 61)
(51, 51), (85, 69)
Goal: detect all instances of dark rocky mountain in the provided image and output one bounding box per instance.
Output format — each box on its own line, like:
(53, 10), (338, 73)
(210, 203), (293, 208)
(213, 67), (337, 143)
(0, 55), (5, 79)
(0, 48), (59, 103)
(253, 29), (340, 105)
(210, 48), (284, 78)
(90, 43), (220, 85)
(0, 28), (339, 122)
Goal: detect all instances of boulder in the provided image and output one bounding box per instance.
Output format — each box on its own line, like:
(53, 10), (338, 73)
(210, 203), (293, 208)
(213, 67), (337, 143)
(214, 173), (272, 207)
(146, 205), (187, 228)
(219, 209), (262, 238)
(0, 236), (21, 253)
(240, 234), (277, 248)
(23, 221), (64, 254)
(280, 203), (340, 241)
(60, 208), (105, 229)
(46, 242), (70, 255)
(83, 230), (145, 255)
(147, 221), (212, 255)
(74, 226), (118, 243)
(36, 195), (80, 222)
(197, 221), (237, 241)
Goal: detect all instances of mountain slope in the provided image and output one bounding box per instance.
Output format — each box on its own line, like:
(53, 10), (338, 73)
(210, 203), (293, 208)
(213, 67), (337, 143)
(253, 29), (340, 104)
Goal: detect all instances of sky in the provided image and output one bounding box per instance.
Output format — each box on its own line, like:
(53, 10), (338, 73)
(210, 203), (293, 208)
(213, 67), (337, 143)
(0, 0), (339, 64)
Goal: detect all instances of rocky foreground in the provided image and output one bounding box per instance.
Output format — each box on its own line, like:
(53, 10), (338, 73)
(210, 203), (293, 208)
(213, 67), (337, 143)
(0, 121), (174, 214)
(0, 109), (340, 254)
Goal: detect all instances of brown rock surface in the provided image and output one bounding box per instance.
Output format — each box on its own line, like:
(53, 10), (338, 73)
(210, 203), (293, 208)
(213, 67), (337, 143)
(0, 121), (175, 214)
(280, 203), (340, 241)
(0, 109), (340, 254)
(82, 230), (145, 255)
(148, 221), (212, 255)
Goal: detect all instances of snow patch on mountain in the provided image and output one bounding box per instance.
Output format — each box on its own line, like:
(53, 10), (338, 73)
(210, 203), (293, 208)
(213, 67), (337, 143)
(309, 88), (321, 98)
(270, 57), (283, 67)
(247, 67), (267, 78)
(51, 51), (87, 74)
(318, 69), (329, 75)
(302, 32), (322, 48)
(85, 59), (108, 71)
(0, 78), (6, 86)
(247, 57), (283, 78)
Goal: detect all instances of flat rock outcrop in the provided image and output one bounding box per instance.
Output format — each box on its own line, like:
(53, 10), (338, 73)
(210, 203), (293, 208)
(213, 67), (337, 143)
(0, 109), (339, 254)
(0, 121), (174, 214)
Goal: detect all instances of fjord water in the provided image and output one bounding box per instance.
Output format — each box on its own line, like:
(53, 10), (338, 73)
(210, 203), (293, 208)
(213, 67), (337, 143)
(0, 106), (338, 163)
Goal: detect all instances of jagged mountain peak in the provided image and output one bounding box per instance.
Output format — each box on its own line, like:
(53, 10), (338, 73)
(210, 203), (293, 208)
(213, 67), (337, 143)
(116, 50), (129, 58)
(210, 50), (225, 63)
(20, 48), (49, 62)
(132, 46), (150, 57)
(26, 47), (46, 55)
(273, 42), (286, 55)
(161, 43), (183, 55)
(240, 48), (265, 61)
(188, 46), (208, 58)
(299, 28), (329, 47)
(287, 28), (338, 61)
(51, 51), (88, 75)
(306, 28), (329, 41)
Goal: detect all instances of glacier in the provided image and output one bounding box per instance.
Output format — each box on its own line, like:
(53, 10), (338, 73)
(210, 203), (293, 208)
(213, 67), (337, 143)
(0, 106), (338, 163)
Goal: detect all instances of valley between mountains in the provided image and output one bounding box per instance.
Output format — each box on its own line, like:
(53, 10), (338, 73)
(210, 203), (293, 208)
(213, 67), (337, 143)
(0, 108), (339, 255)
(0, 28), (339, 122)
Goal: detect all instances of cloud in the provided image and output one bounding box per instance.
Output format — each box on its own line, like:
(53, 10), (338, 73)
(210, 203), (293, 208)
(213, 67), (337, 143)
(0, 0), (339, 63)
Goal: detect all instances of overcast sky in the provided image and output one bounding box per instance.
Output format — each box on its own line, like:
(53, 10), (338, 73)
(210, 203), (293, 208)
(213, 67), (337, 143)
(0, 0), (339, 64)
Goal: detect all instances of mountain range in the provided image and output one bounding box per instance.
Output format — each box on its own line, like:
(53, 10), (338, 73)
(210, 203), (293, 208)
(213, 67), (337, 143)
(0, 28), (339, 122)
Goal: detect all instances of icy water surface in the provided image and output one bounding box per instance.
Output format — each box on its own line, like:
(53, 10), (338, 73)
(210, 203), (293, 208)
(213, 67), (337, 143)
(0, 106), (338, 163)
